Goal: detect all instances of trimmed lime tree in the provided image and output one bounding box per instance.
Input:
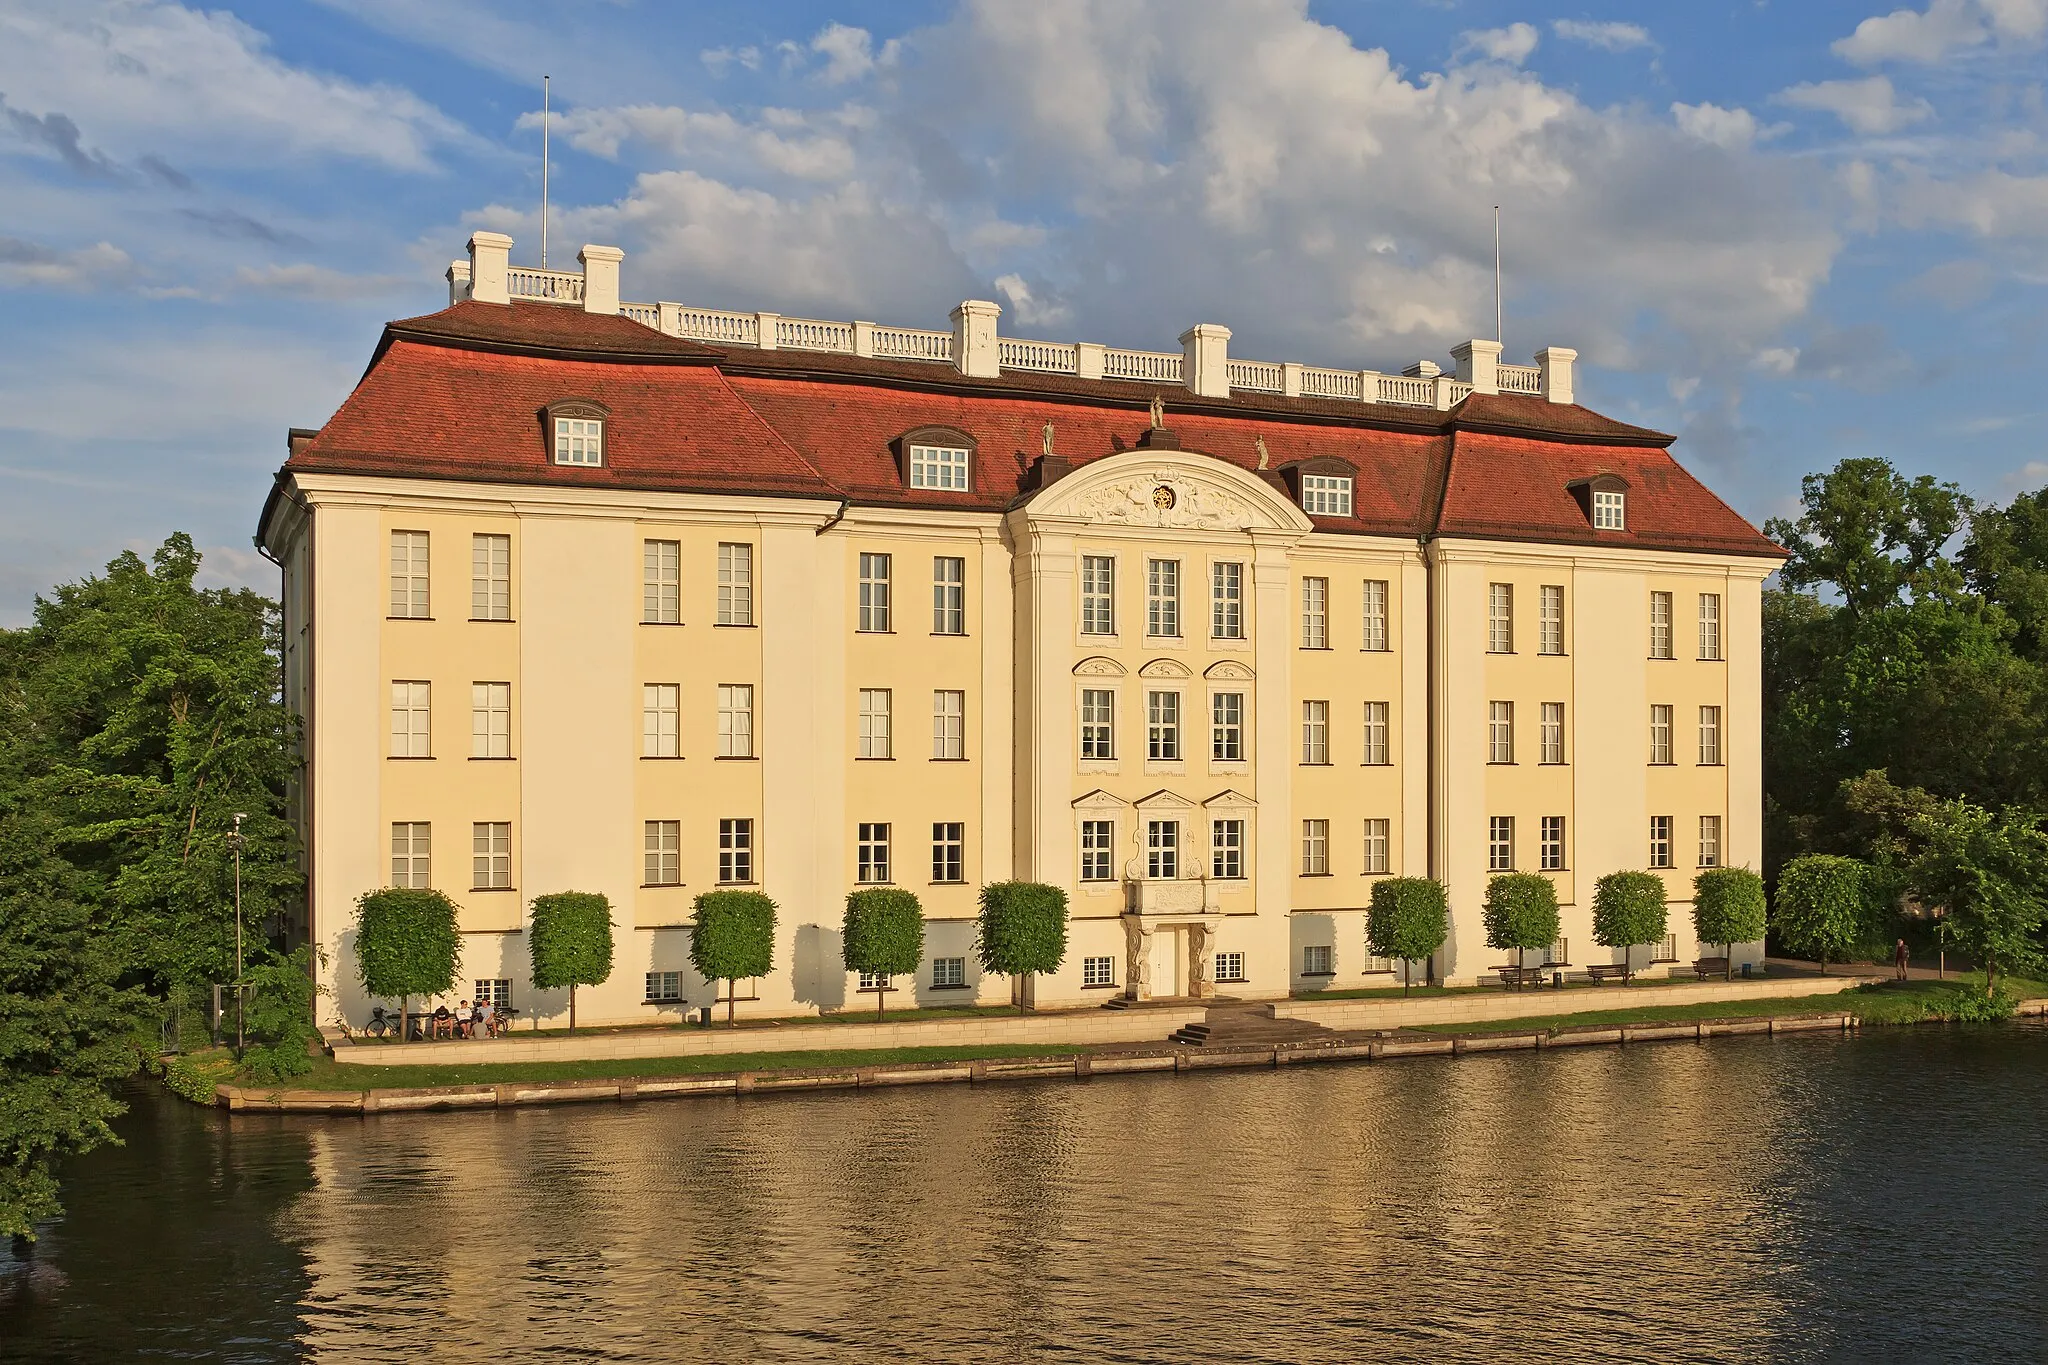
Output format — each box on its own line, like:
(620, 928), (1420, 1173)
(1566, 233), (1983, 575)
(1773, 854), (1866, 971)
(842, 888), (926, 1019)
(689, 890), (776, 1026)
(1482, 873), (1561, 976)
(1907, 799), (2048, 999)
(1366, 876), (1448, 994)
(1592, 871), (1667, 984)
(1692, 867), (1767, 979)
(354, 887), (461, 1042)
(528, 891), (615, 1031)
(976, 881), (1068, 1008)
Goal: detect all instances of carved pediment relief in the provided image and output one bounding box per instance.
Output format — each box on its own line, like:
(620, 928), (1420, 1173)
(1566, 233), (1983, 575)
(1203, 660), (1255, 681)
(1203, 788), (1257, 809)
(1073, 655), (1127, 678)
(1133, 788), (1198, 810)
(1023, 449), (1314, 535)
(1072, 788), (1130, 811)
(1138, 657), (1192, 679)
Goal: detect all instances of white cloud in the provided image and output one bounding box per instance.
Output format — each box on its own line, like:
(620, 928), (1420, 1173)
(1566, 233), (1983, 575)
(1774, 75), (1931, 134)
(233, 263), (412, 300)
(810, 23), (897, 84)
(1670, 102), (1780, 149)
(1754, 347), (1800, 376)
(1891, 168), (2048, 236)
(702, 45), (762, 75)
(0, 237), (134, 290)
(518, 104), (861, 182)
(1833, 0), (2046, 64)
(993, 273), (1071, 329)
(1552, 19), (1655, 52)
(1456, 23), (1540, 65)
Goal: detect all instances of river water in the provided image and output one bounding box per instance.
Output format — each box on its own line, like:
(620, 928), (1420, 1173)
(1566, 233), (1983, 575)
(5, 1025), (2046, 1363)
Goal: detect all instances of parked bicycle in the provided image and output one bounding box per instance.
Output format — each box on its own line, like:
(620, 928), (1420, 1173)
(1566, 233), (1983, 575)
(362, 1005), (399, 1039)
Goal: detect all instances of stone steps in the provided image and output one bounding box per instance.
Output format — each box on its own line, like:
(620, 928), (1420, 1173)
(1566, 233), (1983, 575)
(1170, 1005), (1336, 1048)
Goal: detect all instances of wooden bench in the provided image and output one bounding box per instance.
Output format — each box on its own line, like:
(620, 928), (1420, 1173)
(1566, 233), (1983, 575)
(1584, 964), (1630, 984)
(1494, 965), (1550, 990)
(1691, 957), (1731, 981)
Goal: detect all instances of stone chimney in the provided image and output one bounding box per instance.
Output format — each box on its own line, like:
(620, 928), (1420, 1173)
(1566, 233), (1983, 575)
(446, 260), (471, 307)
(1537, 346), (1577, 405)
(951, 299), (1002, 378)
(467, 231), (513, 305)
(579, 244), (624, 315)
(1179, 323), (1231, 398)
(1451, 339), (1502, 395)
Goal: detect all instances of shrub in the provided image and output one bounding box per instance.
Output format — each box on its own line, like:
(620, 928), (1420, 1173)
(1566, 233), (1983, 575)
(354, 887), (462, 1041)
(1692, 868), (1767, 978)
(239, 945), (321, 1081)
(1592, 871), (1668, 983)
(529, 891), (616, 1030)
(1482, 873), (1561, 972)
(842, 888), (926, 1018)
(1366, 877), (1448, 994)
(975, 882), (1068, 1007)
(690, 890), (777, 1026)
(1773, 855), (1867, 969)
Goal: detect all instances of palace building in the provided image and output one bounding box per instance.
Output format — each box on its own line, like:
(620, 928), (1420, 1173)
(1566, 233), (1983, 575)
(259, 231), (1783, 1028)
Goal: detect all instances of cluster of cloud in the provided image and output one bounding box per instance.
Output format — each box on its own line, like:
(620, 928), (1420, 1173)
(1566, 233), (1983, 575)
(1834, 0), (2048, 64)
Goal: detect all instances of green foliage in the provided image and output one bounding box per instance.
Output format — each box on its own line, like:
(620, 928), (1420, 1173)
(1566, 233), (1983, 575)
(1852, 976), (2022, 1023)
(159, 1054), (229, 1105)
(1591, 872), (1668, 979)
(529, 891), (615, 1027)
(1692, 868), (1767, 956)
(353, 888), (461, 1003)
(1960, 486), (2048, 663)
(1366, 877), (1449, 989)
(1773, 855), (1868, 967)
(1765, 457), (1973, 618)
(974, 881), (1068, 981)
(238, 945), (322, 1082)
(1481, 873), (1561, 965)
(1904, 798), (2048, 996)
(843, 888), (925, 1017)
(690, 891), (777, 1023)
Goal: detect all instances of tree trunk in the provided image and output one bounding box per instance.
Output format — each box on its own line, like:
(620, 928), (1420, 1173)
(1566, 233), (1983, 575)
(1725, 942), (1734, 981)
(569, 984), (577, 1032)
(400, 996), (409, 1043)
(1987, 959), (1997, 1000)
(877, 982), (886, 1021)
(727, 981), (736, 1028)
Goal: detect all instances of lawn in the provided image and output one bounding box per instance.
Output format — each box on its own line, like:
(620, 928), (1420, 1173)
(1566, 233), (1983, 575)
(369, 1000), (1029, 1042)
(1294, 972), (1778, 1003)
(1411, 976), (2048, 1035)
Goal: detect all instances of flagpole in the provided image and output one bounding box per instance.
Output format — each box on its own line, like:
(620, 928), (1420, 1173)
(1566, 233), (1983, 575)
(1494, 204), (1502, 348)
(541, 75), (551, 268)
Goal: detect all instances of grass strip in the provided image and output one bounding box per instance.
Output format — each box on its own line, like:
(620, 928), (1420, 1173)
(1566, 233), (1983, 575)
(1412, 977), (2048, 1035)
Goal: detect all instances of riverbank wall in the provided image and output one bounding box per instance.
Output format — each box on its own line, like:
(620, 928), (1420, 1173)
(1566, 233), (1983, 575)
(1270, 974), (1873, 1030)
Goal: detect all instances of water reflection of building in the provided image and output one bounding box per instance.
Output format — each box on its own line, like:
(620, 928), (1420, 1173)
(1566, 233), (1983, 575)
(259, 232), (1782, 1028)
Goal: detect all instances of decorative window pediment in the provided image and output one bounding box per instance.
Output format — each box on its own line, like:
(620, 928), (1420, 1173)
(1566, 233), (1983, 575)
(544, 399), (609, 467)
(1072, 788), (1131, 812)
(1133, 788), (1198, 811)
(1203, 660), (1255, 681)
(1202, 788), (1257, 810)
(1074, 655), (1127, 678)
(1138, 657), (1193, 679)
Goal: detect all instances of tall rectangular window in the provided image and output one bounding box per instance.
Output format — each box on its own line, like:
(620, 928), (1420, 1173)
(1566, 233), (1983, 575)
(908, 444), (971, 490)
(717, 543), (754, 625)
(1488, 701), (1514, 764)
(857, 823), (891, 883)
(1362, 818), (1390, 874)
(390, 681), (431, 758)
(1699, 815), (1722, 868)
(1212, 820), (1244, 879)
(1080, 820), (1115, 881)
(858, 553), (892, 632)
(471, 682), (511, 758)
(1649, 815), (1673, 869)
(932, 556), (966, 635)
(643, 540), (680, 624)
(717, 684), (753, 758)
(644, 821), (681, 886)
(1080, 689), (1115, 760)
(1304, 944), (1334, 976)
(390, 530), (429, 618)
(1362, 579), (1389, 652)
(1649, 591), (1673, 659)
(718, 818), (753, 883)
(1146, 559), (1180, 638)
(644, 683), (680, 758)
(391, 822), (430, 888)
(1593, 489), (1626, 529)
(472, 822), (511, 890)
(1146, 820), (1179, 879)
(1650, 705), (1674, 765)
(1212, 562), (1244, 640)
(471, 534), (511, 621)
(931, 822), (964, 883)
(1359, 701), (1390, 766)
(1301, 819), (1330, 875)
(932, 957), (967, 989)
(1699, 705), (1723, 765)
(1540, 815), (1565, 871)
(1488, 583), (1514, 653)
(857, 689), (892, 759)
(1699, 593), (1723, 661)
(1538, 585), (1564, 655)
(1301, 700), (1330, 764)
(1212, 692), (1244, 762)
(1301, 577), (1329, 648)
(1080, 556), (1115, 635)
(933, 690), (966, 759)
(1488, 816), (1514, 872)
(1147, 691), (1181, 762)
(1540, 702), (1565, 765)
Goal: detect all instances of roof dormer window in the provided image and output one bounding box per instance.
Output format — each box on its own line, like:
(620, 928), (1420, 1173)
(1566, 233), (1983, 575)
(1300, 474), (1353, 517)
(1593, 489), (1626, 530)
(545, 400), (609, 467)
(908, 443), (970, 490)
(1568, 473), (1631, 532)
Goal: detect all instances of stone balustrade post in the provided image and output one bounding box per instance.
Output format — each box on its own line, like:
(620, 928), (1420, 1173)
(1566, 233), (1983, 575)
(1452, 339), (1503, 395)
(951, 300), (1002, 377)
(1180, 323), (1232, 398)
(467, 231), (512, 305)
(1537, 346), (1577, 405)
(578, 244), (624, 315)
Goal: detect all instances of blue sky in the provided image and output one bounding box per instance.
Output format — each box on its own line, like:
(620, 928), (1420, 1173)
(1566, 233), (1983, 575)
(3, 0), (2045, 623)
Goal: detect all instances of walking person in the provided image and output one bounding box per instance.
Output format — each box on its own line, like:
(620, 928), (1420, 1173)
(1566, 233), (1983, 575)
(1894, 937), (1910, 982)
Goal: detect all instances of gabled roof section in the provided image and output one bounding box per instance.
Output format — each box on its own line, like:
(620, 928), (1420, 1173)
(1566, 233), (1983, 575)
(381, 299), (725, 364)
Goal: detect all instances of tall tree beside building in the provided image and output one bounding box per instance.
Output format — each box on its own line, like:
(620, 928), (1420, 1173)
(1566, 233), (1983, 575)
(1905, 800), (2048, 998)
(1366, 877), (1448, 993)
(528, 891), (615, 1030)
(1591, 872), (1668, 983)
(1771, 856), (1868, 971)
(1482, 873), (1561, 974)
(974, 882), (1068, 1009)
(842, 888), (925, 1019)
(354, 888), (462, 1040)
(689, 890), (777, 1027)
(1691, 868), (1767, 978)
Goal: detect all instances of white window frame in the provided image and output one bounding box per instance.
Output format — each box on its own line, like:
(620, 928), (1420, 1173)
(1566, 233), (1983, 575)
(474, 978), (511, 1009)
(857, 552), (892, 633)
(1699, 593), (1723, 661)
(391, 822), (430, 888)
(1080, 555), (1116, 636)
(716, 684), (753, 758)
(643, 540), (680, 624)
(932, 556), (966, 635)
(1488, 815), (1514, 872)
(1301, 577), (1329, 649)
(644, 820), (681, 886)
(1650, 591), (1674, 660)
(1362, 818), (1390, 875)
(1211, 819), (1244, 880)
(1540, 702), (1565, 765)
(1301, 818), (1330, 876)
(1699, 815), (1722, 868)
(471, 681), (511, 759)
(1211, 692), (1244, 762)
(908, 443), (970, 490)
(1146, 819), (1179, 879)
(1488, 701), (1514, 765)
(1080, 819), (1116, 882)
(553, 415), (603, 466)
(1362, 578), (1389, 652)
(931, 821), (965, 883)
(1302, 700), (1330, 765)
(717, 543), (754, 626)
(1080, 688), (1116, 761)
(933, 690), (966, 760)
(1300, 474), (1353, 516)
(1212, 562), (1244, 640)
(1538, 585), (1564, 656)
(857, 968), (892, 992)
(391, 681), (431, 758)
(856, 822), (892, 884)
(472, 821), (512, 890)
(1699, 705), (1723, 765)
(1082, 955), (1116, 988)
(1540, 815), (1565, 871)
(645, 970), (683, 1003)
(1303, 944), (1334, 976)
(1146, 690), (1181, 763)
(471, 534), (511, 621)
(1650, 704), (1674, 765)
(1362, 701), (1390, 766)
(1593, 489), (1626, 530)
(1649, 814), (1674, 869)
(857, 689), (893, 760)
(389, 530), (430, 619)
(1488, 583), (1514, 654)
(1214, 951), (1247, 983)
(1146, 558), (1181, 639)
(718, 818), (753, 884)
(932, 956), (968, 988)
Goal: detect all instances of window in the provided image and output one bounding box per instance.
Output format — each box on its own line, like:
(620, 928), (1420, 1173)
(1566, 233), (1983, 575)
(471, 682), (511, 758)
(1649, 815), (1673, 869)
(1146, 559), (1180, 638)
(1302, 700), (1330, 765)
(858, 689), (892, 759)
(932, 557), (966, 634)
(1212, 693), (1244, 762)
(1539, 585), (1564, 655)
(390, 681), (431, 757)
(1650, 591), (1673, 659)
(857, 969), (892, 992)
(644, 820), (681, 886)
(472, 822), (511, 890)
(1080, 556), (1115, 635)
(1147, 691), (1180, 762)
(1699, 706), (1723, 765)
(1362, 818), (1390, 874)
(933, 690), (966, 760)
(1301, 819), (1330, 875)
(1214, 951), (1247, 983)
(1081, 689), (1115, 760)
(1699, 593), (1723, 661)
(1540, 702), (1565, 765)
(1362, 579), (1389, 652)
(1540, 815), (1565, 871)
(636, 684), (680, 758)
(857, 553), (892, 632)
(908, 443), (970, 490)
(1699, 815), (1722, 868)
(1488, 583), (1514, 653)
(643, 540), (680, 623)
(474, 978), (511, 1009)
(390, 531), (429, 618)
(932, 957), (967, 988)
(1301, 577), (1329, 648)
(1655, 933), (1679, 963)
(471, 534), (511, 621)
(1488, 701), (1514, 764)
(1146, 820), (1178, 879)
(1212, 562), (1244, 639)
(1303, 944), (1334, 976)
(1083, 956), (1116, 988)
(931, 822), (965, 883)
(1300, 474), (1353, 516)
(1650, 705), (1674, 765)
(1362, 702), (1390, 766)
(1080, 820), (1115, 881)
(717, 543), (754, 625)
(717, 685), (753, 758)
(1211, 819), (1245, 879)
(391, 822), (430, 888)
(645, 971), (683, 1003)
(554, 415), (603, 466)
(1488, 816), (1514, 872)
(1545, 940), (1569, 968)
(1593, 489), (1626, 530)
(857, 823), (891, 883)
(718, 818), (753, 883)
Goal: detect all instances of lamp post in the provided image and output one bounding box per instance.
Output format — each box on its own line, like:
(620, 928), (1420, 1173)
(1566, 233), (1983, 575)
(227, 813), (247, 1052)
